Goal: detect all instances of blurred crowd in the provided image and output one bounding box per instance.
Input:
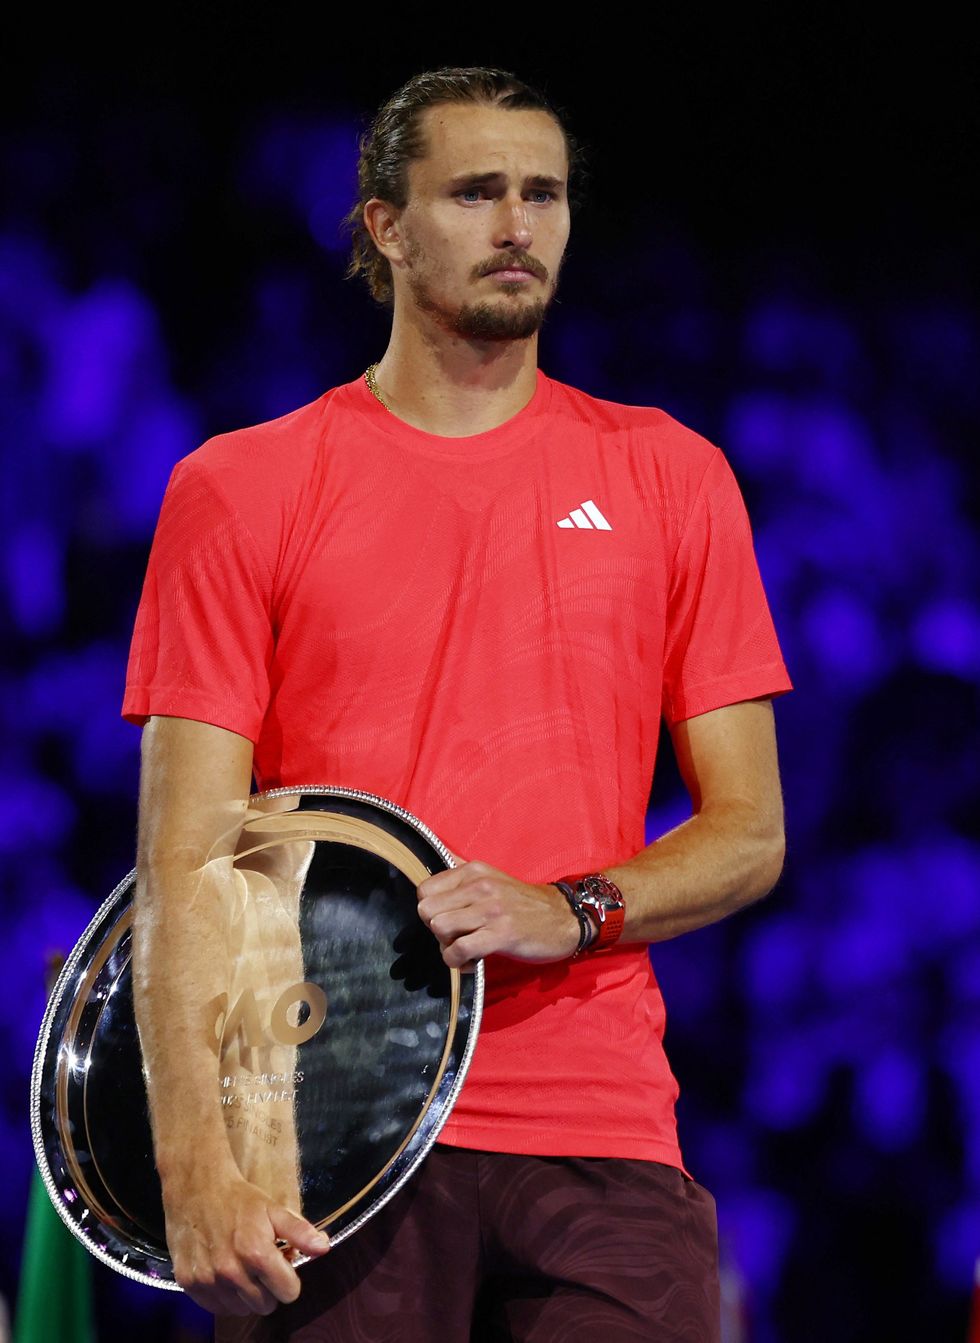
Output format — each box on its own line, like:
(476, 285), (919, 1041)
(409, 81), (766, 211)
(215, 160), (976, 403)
(1, 101), (977, 1343)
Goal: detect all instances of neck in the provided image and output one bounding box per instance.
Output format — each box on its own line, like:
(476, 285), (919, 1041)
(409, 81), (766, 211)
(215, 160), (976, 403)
(368, 304), (540, 437)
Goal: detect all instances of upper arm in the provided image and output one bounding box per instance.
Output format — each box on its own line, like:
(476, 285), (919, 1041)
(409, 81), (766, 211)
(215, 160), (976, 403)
(668, 697), (784, 838)
(136, 715), (255, 871)
(661, 448), (792, 727)
(122, 454), (276, 747)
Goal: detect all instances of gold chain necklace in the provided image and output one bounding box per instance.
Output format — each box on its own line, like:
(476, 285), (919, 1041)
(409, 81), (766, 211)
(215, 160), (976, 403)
(364, 363), (390, 410)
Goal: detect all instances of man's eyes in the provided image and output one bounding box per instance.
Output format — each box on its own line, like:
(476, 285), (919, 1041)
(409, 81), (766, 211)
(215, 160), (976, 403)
(455, 188), (557, 203)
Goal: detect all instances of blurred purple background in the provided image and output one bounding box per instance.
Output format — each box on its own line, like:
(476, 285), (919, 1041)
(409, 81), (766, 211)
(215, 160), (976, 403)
(2, 12), (977, 1342)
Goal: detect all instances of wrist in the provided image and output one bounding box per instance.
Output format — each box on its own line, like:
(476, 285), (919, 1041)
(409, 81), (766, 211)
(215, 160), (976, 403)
(553, 881), (597, 955)
(552, 872), (626, 957)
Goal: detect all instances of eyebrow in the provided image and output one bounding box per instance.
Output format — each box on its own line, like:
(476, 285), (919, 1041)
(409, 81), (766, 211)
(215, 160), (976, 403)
(447, 171), (566, 192)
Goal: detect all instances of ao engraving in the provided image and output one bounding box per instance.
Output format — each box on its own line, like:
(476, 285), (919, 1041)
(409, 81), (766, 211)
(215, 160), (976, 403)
(205, 981), (328, 1058)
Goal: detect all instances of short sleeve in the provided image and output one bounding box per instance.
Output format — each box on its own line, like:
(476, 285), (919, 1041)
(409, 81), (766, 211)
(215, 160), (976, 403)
(662, 448), (792, 726)
(121, 454), (275, 743)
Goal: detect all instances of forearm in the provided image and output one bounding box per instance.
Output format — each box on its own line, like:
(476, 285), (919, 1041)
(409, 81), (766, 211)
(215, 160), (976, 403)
(604, 798), (786, 945)
(133, 851), (243, 1190)
(129, 719), (327, 1313)
(417, 797), (784, 968)
(132, 717), (255, 1193)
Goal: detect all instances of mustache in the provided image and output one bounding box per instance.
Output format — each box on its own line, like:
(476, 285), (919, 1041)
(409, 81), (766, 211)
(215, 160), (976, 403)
(472, 251), (549, 282)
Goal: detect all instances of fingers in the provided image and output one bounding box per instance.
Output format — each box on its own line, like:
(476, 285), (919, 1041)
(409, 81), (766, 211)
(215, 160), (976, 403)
(181, 1256), (295, 1317)
(428, 904), (508, 951)
(177, 1234), (299, 1315)
(426, 892), (521, 967)
(417, 859), (486, 901)
(438, 930), (499, 969)
(178, 1253), (284, 1317)
(230, 1262), (287, 1316)
(417, 861), (502, 921)
(417, 865), (502, 964)
(172, 1197), (327, 1317)
(270, 1206), (331, 1259)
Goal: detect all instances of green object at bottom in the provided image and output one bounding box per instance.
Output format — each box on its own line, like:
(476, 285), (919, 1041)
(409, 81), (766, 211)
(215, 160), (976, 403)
(14, 1169), (96, 1343)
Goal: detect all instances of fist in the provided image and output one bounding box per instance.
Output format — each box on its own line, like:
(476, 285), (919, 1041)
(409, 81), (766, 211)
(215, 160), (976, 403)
(416, 858), (580, 970)
(163, 1172), (329, 1317)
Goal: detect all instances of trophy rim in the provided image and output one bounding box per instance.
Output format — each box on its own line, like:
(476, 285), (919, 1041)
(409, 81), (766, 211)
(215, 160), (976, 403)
(30, 783), (485, 1291)
(29, 864), (169, 1287)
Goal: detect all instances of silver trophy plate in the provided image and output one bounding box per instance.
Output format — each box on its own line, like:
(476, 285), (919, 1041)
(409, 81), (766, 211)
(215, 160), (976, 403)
(30, 786), (483, 1290)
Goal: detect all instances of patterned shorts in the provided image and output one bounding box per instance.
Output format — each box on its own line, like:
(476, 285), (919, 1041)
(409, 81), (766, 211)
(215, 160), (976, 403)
(215, 1144), (720, 1343)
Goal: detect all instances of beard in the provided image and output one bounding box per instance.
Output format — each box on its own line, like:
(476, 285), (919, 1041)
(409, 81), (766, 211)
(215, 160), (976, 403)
(406, 248), (560, 343)
(442, 294), (549, 341)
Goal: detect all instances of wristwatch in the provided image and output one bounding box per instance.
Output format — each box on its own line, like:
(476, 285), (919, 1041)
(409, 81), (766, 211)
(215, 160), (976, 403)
(552, 872), (626, 957)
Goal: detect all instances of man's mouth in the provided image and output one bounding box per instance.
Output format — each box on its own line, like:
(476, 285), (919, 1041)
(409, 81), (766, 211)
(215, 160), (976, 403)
(474, 253), (548, 283)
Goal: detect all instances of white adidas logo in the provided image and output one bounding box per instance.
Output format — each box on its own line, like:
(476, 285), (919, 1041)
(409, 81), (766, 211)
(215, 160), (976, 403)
(556, 499), (612, 530)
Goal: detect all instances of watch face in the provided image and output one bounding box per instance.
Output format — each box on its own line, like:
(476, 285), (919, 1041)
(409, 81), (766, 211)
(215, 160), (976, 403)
(579, 874), (625, 918)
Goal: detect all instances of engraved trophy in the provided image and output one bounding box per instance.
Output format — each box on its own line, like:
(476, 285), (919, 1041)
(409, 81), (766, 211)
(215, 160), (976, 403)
(30, 787), (483, 1289)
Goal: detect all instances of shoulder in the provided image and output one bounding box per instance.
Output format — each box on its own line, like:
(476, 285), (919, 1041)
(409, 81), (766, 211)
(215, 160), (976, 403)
(177, 383), (349, 487)
(148, 382), (356, 564)
(543, 374), (720, 474)
(160, 382), (357, 526)
(541, 376), (755, 547)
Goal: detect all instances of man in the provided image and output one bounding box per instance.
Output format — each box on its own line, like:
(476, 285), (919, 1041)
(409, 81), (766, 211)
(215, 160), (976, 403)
(123, 66), (791, 1341)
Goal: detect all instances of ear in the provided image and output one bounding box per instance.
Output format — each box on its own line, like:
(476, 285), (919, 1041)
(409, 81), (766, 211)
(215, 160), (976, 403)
(363, 198), (408, 267)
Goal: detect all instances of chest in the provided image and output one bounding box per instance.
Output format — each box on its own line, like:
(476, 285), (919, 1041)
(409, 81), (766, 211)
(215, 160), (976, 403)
(274, 441), (672, 657)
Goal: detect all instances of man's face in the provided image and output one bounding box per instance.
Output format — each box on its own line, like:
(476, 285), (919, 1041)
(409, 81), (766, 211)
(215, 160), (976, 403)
(393, 102), (571, 342)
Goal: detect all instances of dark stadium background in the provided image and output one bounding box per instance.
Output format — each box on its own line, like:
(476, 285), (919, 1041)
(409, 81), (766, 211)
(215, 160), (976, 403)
(2, 9), (977, 1341)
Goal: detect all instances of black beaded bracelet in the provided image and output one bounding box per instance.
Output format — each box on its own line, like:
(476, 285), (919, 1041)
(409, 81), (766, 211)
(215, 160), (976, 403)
(552, 880), (598, 956)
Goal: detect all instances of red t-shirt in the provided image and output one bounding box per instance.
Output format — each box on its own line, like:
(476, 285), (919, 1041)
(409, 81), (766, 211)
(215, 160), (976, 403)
(122, 369), (792, 1173)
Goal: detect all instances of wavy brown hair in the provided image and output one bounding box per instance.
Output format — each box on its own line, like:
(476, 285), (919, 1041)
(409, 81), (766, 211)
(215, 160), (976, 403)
(345, 66), (583, 305)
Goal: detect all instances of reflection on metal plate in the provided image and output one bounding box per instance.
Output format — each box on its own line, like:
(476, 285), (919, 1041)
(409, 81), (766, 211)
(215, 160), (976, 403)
(30, 787), (483, 1290)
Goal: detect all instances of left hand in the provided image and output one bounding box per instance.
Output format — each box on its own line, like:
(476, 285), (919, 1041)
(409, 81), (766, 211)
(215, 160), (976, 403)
(416, 857), (581, 971)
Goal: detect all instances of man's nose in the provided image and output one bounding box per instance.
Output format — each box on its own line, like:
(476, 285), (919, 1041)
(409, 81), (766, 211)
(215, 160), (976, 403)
(492, 194), (533, 250)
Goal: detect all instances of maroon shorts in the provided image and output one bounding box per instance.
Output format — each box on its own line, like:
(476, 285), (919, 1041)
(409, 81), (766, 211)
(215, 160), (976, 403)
(215, 1145), (720, 1343)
